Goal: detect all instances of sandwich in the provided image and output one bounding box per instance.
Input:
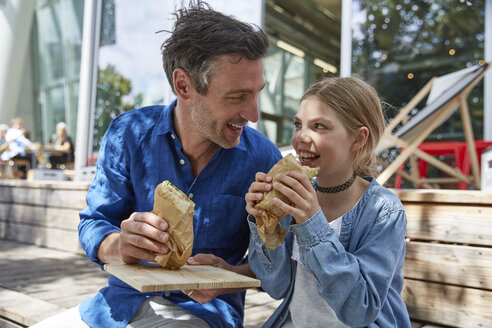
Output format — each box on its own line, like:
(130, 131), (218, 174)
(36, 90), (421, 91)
(255, 153), (318, 249)
(152, 180), (195, 269)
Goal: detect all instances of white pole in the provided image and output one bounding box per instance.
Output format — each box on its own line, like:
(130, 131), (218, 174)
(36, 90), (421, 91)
(484, 0), (492, 141)
(340, 0), (352, 77)
(75, 0), (101, 180)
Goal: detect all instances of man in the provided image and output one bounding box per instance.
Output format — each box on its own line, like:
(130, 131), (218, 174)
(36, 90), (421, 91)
(31, 1), (281, 328)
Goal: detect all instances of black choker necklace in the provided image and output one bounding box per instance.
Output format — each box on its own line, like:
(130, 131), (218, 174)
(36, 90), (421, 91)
(315, 173), (357, 193)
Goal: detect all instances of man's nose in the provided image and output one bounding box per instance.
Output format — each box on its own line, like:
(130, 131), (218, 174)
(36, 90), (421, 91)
(240, 98), (259, 123)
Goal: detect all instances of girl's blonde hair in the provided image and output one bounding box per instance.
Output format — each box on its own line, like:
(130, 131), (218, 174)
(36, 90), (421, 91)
(301, 76), (384, 176)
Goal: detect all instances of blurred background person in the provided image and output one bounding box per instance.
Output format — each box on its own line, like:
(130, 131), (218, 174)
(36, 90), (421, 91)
(0, 117), (38, 178)
(48, 122), (74, 169)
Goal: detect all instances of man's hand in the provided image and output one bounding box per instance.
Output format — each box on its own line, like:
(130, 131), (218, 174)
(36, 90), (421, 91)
(97, 212), (170, 264)
(182, 254), (254, 304)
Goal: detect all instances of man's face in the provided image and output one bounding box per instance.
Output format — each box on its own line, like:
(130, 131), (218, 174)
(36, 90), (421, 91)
(189, 55), (265, 148)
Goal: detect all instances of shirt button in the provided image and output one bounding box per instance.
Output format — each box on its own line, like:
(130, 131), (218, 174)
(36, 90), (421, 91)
(171, 133), (176, 139)
(179, 159), (185, 165)
(189, 193), (193, 199)
(165, 292), (170, 297)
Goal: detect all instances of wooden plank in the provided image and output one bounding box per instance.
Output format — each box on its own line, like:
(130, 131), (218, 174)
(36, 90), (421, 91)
(0, 222), (83, 254)
(105, 263), (261, 292)
(404, 241), (492, 290)
(0, 288), (66, 327)
(404, 203), (492, 245)
(393, 189), (491, 205)
(0, 203), (80, 231)
(0, 186), (87, 209)
(402, 279), (492, 327)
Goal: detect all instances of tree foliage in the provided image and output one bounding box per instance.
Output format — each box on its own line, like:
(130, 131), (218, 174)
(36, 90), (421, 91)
(93, 65), (137, 151)
(352, 0), (485, 140)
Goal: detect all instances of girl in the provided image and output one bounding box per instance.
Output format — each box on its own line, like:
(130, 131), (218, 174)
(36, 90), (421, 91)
(245, 77), (411, 327)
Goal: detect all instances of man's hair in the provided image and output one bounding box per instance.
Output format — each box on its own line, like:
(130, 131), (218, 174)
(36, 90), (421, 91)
(301, 76), (385, 177)
(161, 0), (269, 95)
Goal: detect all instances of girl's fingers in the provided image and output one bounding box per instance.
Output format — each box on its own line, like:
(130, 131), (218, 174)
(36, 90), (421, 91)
(255, 171), (273, 183)
(286, 171), (316, 192)
(274, 173), (309, 203)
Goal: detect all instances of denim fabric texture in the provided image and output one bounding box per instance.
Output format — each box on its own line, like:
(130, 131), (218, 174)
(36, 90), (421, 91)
(248, 178), (411, 328)
(78, 99), (282, 328)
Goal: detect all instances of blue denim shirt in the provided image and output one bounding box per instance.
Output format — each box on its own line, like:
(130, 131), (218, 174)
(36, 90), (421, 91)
(78, 99), (282, 328)
(248, 178), (411, 327)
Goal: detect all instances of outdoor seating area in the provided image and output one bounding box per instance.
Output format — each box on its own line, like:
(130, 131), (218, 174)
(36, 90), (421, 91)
(1, 180), (491, 327)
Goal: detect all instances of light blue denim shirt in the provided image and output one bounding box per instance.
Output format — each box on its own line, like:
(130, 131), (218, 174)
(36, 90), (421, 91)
(248, 178), (411, 327)
(78, 99), (282, 328)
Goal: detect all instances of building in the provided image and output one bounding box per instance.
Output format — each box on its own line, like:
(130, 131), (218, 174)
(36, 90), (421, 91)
(0, 0), (490, 180)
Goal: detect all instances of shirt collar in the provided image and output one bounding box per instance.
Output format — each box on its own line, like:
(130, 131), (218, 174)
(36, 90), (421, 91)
(154, 98), (177, 135)
(153, 98), (247, 152)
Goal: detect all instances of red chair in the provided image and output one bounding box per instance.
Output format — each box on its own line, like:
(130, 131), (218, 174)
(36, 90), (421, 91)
(459, 140), (492, 189)
(393, 141), (468, 189)
(417, 141), (466, 183)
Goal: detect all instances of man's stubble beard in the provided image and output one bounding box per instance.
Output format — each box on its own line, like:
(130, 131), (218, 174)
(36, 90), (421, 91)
(191, 97), (240, 149)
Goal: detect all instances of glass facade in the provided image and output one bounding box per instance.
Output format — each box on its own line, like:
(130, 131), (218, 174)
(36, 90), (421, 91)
(4, 0), (487, 177)
(32, 0), (84, 145)
(351, 0), (485, 141)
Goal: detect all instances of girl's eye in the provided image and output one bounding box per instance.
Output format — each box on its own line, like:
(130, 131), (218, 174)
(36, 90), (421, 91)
(314, 123), (326, 129)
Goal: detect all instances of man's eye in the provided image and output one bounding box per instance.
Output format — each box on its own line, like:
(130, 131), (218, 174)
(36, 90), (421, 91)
(293, 121), (301, 129)
(230, 95), (246, 101)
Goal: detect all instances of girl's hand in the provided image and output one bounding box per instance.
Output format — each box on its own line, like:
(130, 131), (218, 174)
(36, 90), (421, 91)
(272, 171), (320, 224)
(245, 172), (273, 217)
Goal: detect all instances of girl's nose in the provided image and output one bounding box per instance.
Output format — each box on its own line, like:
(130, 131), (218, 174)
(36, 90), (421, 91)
(295, 128), (311, 144)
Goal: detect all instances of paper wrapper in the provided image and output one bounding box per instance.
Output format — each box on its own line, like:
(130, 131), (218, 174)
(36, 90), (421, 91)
(152, 181), (195, 270)
(255, 154), (318, 250)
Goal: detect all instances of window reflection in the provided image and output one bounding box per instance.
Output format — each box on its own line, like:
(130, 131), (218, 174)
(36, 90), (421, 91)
(93, 0), (168, 151)
(33, 0), (83, 145)
(351, 0), (485, 141)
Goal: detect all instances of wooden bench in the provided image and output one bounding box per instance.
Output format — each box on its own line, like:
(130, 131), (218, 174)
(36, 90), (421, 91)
(0, 180), (91, 254)
(394, 189), (492, 327)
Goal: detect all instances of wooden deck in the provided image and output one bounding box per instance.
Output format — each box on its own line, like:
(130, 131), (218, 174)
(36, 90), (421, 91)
(0, 239), (281, 327)
(0, 180), (458, 327)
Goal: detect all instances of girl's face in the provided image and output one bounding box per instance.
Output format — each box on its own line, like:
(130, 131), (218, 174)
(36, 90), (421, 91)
(292, 96), (357, 181)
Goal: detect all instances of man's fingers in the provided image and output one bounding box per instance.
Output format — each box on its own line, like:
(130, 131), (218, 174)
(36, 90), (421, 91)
(120, 230), (169, 254)
(130, 212), (169, 231)
(187, 253), (228, 269)
(121, 215), (170, 244)
(119, 243), (159, 263)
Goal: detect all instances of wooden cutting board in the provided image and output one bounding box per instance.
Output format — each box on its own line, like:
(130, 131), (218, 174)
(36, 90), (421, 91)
(104, 263), (261, 293)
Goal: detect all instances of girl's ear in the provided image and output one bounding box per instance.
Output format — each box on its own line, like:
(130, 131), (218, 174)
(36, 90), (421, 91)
(173, 68), (194, 100)
(351, 126), (369, 152)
